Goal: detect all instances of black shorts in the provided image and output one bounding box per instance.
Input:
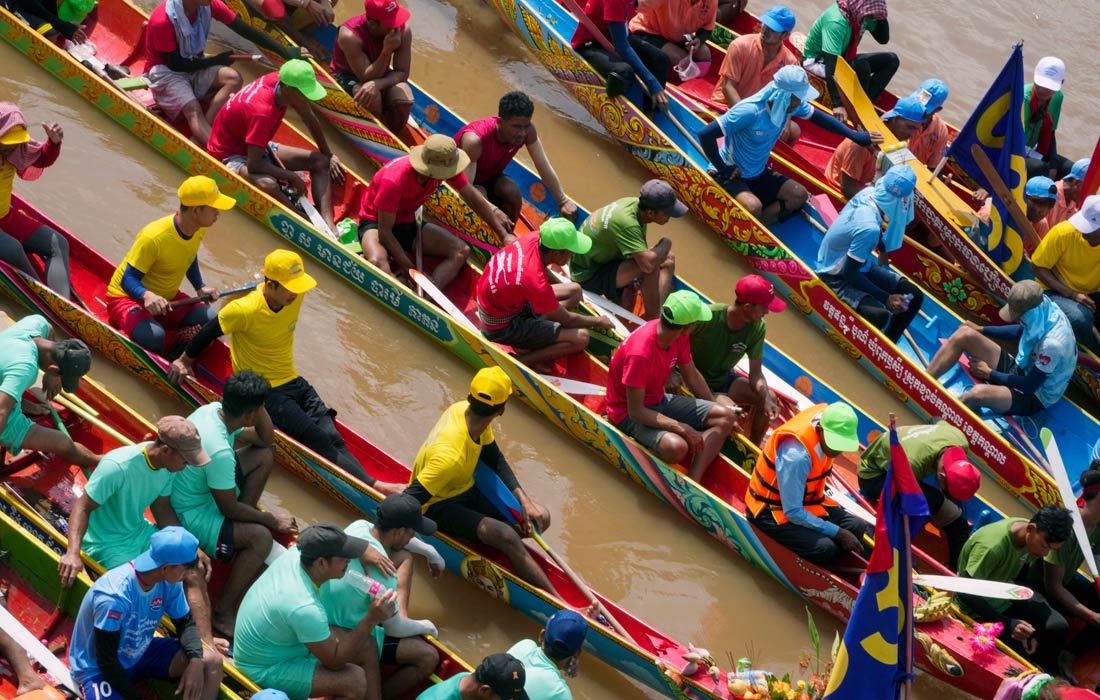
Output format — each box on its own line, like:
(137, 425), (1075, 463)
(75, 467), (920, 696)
(484, 310), (561, 350)
(721, 168), (789, 208)
(425, 487), (510, 542)
(359, 219), (420, 252)
(333, 70), (359, 93)
(578, 260), (631, 302)
(631, 30), (683, 50)
(995, 350), (1046, 417)
(212, 455), (248, 560)
(380, 635), (400, 665)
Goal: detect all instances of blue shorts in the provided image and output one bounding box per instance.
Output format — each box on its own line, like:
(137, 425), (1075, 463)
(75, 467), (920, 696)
(80, 637), (181, 700)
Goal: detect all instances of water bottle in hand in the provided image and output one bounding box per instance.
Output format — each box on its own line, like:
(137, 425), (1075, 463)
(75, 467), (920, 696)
(345, 569), (385, 597)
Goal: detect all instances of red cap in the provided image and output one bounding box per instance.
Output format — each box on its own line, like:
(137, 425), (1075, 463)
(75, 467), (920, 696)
(735, 274), (786, 312)
(942, 446), (980, 501)
(363, 0), (409, 27)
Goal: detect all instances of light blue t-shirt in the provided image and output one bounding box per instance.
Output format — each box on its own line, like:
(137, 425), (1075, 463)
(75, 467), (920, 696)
(775, 435), (839, 538)
(816, 190), (883, 276)
(0, 315), (49, 450)
(415, 672), (468, 700)
(716, 99), (813, 178)
(1026, 313), (1076, 408)
(69, 560), (190, 683)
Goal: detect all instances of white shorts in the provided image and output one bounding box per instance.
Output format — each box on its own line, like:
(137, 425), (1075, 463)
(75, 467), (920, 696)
(222, 142), (281, 174)
(147, 64), (223, 120)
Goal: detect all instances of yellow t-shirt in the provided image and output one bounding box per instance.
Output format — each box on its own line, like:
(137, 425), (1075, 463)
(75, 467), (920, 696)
(107, 215), (207, 299)
(410, 401), (494, 507)
(217, 287), (302, 388)
(1031, 220), (1100, 294)
(0, 162), (15, 219)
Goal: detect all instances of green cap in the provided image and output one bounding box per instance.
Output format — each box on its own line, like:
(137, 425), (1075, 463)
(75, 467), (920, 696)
(278, 60), (327, 102)
(539, 217), (591, 254)
(660, 290), (713, 325)
(818, 402), (859, 452)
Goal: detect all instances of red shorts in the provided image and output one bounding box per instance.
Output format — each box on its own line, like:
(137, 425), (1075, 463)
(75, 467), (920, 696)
(106, 291), (201, 335)
(0, 206), (45, 242)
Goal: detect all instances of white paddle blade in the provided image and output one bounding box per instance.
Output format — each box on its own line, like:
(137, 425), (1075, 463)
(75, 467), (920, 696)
(825, 484), (876, 525)
(538, 375), (606, 396)
(0, 604), (76, 691)
(299, 197), (337, 240)
(408, 270), (478, 333)
(913, 574), (1034, 600)
(581, 289), (644, 325)
(1040, 428), (1100, 578)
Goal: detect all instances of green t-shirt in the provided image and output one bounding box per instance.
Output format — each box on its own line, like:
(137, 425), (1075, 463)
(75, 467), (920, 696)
(507, 638), (571, 700)
(415, 673), (468, 700)
(857, 423), (968, 481)
(1028, 523), (1100, 588)
(688, 304), (766, 390)
(171, 403), (243, 554)
(802, 3), (877, 59)
(83, 443), (173, 568)
(1023, 84), (1064, 148)
(0, 315), (49, 450)
(570, 198), (648, 283)
(319, 520), (398, 633)
(957, 518), (1031, 613)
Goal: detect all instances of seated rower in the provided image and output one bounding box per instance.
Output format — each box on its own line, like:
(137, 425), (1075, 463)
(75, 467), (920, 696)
(106, 176), (235, 356)
(972, 175), (1058, 248)
(825, 95), (922, 199)
(415, 653), (529, 700)
(1032, 195), (1100, 351)
(628, 0), (715, 78)
(745, 401), (869, 565)
(406, 367), (558, 595)
(456, 91), (578, 223)
(956, 505), (1074, 674)
(206, 60), (344, 231)
(1025, 57), (1072, 180)
(476, 218), (612, 369)
(605, 291), (737, 481)
(699, 65), (881, 224)
(3, 0), (90, 44)
(1045, 158), (1090, 229)
(331, 0), (414, 135)
(507, 610), (588, 700)
(569, 0), (670, 110)
(905, 78), (950, 168)
(270, 0), (335, 63)
(816, 165), (925, 343)
(925, 280), (1075, 417)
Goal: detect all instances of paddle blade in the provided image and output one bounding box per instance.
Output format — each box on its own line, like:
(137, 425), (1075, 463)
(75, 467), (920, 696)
(913, 574), (1033, 600)
(1040, 428), (1100, 578)
(473, 463), (523, 524)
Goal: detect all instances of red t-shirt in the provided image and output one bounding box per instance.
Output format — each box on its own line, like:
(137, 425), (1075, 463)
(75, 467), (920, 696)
(329, 14), (406, 75)
(570, 0), (632, 48)
(358, 157), (468, 224)
(145, 0), (236, 70)
(475, 233), (559, 331)
(206, 73), (285, 161)
(605, 319), (691, 424)
(454, 116), (523, 185)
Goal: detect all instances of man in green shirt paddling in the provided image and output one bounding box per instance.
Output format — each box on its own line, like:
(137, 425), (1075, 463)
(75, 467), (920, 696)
(507, 609), (588, 700)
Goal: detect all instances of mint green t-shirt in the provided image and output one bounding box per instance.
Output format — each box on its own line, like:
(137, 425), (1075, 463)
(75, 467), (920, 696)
(508, 638), (572, 700)
(415, 673), (468, 700)
(0, 315), (49, 451)
(858, 423), (968, 481)
(802, 3), (878, 60)
(1028, 523), (1100, 588)
(570, 198), (649, 283)
(83, 443), (173, 568)
(319, 520), (396, 648)
(171, 402), (242, 554)
(688, 304), (766, 390)
(957, 518), (1031, 614)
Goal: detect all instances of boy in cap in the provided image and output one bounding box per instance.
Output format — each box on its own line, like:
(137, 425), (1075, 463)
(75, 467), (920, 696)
(331, 0), (414, 134)
(1024, 56), (1072, 180)
(606, 290), (738, 481)
(569, 180), (684, 319)
(69, 527), (225, 700)
(1045, 158), (1091, 229)
(407, 367), (557, 594)
(925, 280), (1076, 416)
(973, 175), (1059, 245)
(745, 402), (870, 564)
(1032, 195), (1100, 350)
(476, 218), (613, 369)
(416, 652), (529, 700)
(507, 609), (588, 699)
(107, 175), (236, 355)
(906, 78), (950, 167)
(234, 523), (398, 700)
(357, 133), (513, 290)
(206, 60), (345, 230)
(824, 95), (923, 199)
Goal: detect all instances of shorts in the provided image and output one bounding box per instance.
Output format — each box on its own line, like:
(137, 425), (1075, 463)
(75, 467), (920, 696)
(147, 64), (222, 121)
(0, 407), (33, 453)
(995, 350), (1046, 417)
(577, 260), (631, 302)
(358, 219), (419, 253)
(380, 635), (400, 665)
(720, 168), (789, 208)
(332, 71), (414, 111)
(613, 394), (717, 451)
(425, 487), (510, 542)
(223, 142), (281, 175)
(236, 655), (318, 700)
(106, 291), (208, 336)
(821, 265), (904, 309)
(214, 516), (235, 560)
(483, 308), (562, 350)
(631, 30), (685, 50)
(80, 637), (181, 700)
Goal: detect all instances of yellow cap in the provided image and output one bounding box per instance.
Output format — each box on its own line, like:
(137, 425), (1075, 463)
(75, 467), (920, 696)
(0, 126), (30, 146)
(262, 249), (317, 294)
(469, 367), (512, 407)
(178, 176), (236, 210)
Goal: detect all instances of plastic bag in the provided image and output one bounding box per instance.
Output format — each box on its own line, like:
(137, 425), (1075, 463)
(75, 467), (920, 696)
(674, 34), (701, 81)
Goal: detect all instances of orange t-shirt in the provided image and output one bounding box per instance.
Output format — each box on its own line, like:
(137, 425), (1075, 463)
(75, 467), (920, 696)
(826, 140), (876, 192)
(711, 33), (799, 108)
(1044, 179), (1078, 229)
(629, 0), (716, 41)
(907, 113), (950, 167)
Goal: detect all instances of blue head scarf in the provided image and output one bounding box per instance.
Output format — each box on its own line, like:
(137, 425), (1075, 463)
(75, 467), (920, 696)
(872, 165), (916, 252)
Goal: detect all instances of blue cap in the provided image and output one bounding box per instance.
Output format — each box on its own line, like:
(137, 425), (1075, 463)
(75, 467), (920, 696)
(544, 610), (588, 657)
(773, 65), (819, 103)
(1024, 175), (1057, 201)
(133, 526), (199, 572)
(251, 691), (290, 700)
(879, 164), (917, 199)
(760, 5), (796, 32)
(881, 95), (925, 123)
(1068, 158), (1091, 181)
(914, 79), (948, 114)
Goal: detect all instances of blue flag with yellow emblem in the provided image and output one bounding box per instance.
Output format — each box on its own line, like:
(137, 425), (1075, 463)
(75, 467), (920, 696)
(946, 43), (1029, 275)
(823, 419), (929, 700)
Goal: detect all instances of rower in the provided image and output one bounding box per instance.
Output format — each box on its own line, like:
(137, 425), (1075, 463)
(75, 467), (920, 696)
(406, 367), (558, 595)
(745, 402), (870, 565)
(105, 175), (236, 356)
(456, 91), (578, 223)
(627, 0), (715, 78)
(825, 95), (922, 199)
(1045, 158), (1090, 229)
(68, 527), (225, 700)
(605, 291), (737, 481)
(925, 280), (1076, 417)
(356, 134), (513, 289)
(857, 422), (980, 569)
(475, 218), (612, 369)
(1025, 57), (1072, 180)
(905, 78), (950, 168)
(206, 60), (345, 231)
(3, 0), (90, 45)
(569, 180), (684, 320)
(269, 0), (335, 65)
(507, 610), (589, 700)
(330, 0), (414, 134)
(698, 65), (882, 225)
(972, 175), (1058, 247)
(169, 249), (405, 495)
(0, 313), (96, 470)
(171, 370), (296, 639)
(415, 653), (529, 700)
(1032, 195), (1100, 351)
(956, 505), (1073, 674)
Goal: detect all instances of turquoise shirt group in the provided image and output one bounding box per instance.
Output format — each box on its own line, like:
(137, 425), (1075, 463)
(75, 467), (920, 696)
(0, 315), (50, 451)
(171, 402), (243, 554)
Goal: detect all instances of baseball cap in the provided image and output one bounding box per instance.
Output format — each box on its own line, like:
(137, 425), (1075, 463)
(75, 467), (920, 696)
(1023, 175), (1057, 201)
(544, 609), (588, 657)
(638, 179), (688, 217)
(759, 5), (795, 32)
(881, 95), (925, 123)
(263, 249), (317, 294)
(363, 0), (409, 27)
(250, 691), (289, 700)
(1069, 195), (1100, 235)
(279, 59), (327, 101)
(1033, 56), (1065, 91)
(912, 78), (948, 115)
(539, 217), (591, 255)
(157, 415), (211, 467)
(178, 175), (236, 210)
(409, 133), (470, 180)
(53, 338), (91, 393)
(998, 280), (1044, 322)
(0, 125), (29, 146)
(661, 290), (713, 325)
(298, 523), (370, 559)
(773, 65), (819, 104)
(818, 402), (859, 453)
(132, 526), (199, 572)
(735, 274), (786, 312)
(1067, 158), (1091, 181)
(376, 493), (437, 535)
(878, 165), (917, 199)
(474, 654), (529, 700)
(470, 366), (512, 407)
(941, 446), (980, 501)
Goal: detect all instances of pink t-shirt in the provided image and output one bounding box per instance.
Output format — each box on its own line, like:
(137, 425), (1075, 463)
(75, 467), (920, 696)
(206, 73), (285, 161)
(358, 157), (469, 224)
(145, 0), (236, 70)
(475, 233), (558, 331)
(571, 0), (632, 48)
(606, 319), (691, 424)
(455, 116), (523, 185)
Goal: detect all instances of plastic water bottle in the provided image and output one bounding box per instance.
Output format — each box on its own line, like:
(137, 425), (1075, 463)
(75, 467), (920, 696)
(344, 569), (385, 597)
(900, 293), (913, 310)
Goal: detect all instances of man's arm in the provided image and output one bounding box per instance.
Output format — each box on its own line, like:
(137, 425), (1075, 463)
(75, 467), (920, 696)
(1043, 561), (1099, 623)
(868, 18), (890, 44)
(226, 15), (304, 60)
(375, 209), (417, 271)
(457, 132), (482, 184)
(161, 48), (233, 74)
(606, 22), (663, 99)
(629, 236), (672, 275)
(185, 257), (205, 292)
(839, 255), (892, 302)
(456, 182), (515, 244)
(1033, 265), (1080, 300)
(150, 495), (182, 528)
(807, 107), (877, 146)
(525, 130), (575, 219)
(210, 487), (281, 529)
(60, 493), (99, 587)
(93, 628), (143, 699)
(0, 393), (14, 439)
(306, 592), (396, 668)
(543, 304), (612, 330)
(747, 357), (770, 397)
(698, 120), (736, 178)
(678, 359), (716, 402)
(169, 316), (225, 382)
(237, 406), (276, 448)
(291, 101), (334, 159)
(721, 78), (742, 108)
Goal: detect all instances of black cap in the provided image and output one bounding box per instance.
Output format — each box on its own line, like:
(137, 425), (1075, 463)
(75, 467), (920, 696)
(376, 494), (437, 535)
(53, 339), (91, 393)
(297, 523), (369, 559)
(475, 654), (529, 700)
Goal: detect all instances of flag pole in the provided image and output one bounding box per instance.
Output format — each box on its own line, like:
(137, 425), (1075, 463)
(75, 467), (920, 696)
(890, 412), (915, 700)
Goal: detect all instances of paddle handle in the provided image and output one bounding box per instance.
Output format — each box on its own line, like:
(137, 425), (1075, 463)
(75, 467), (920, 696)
(168, 281), (260, 309)
(230, 53), (263, 61)
(55, 395), (134, 447)
(968, 144), (1042, 252)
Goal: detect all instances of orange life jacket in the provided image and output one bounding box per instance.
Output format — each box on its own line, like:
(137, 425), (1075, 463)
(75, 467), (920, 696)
(746, 404), (837, 524)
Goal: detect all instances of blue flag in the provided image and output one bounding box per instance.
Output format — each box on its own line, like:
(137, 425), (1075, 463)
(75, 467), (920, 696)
(824, 419), (929, 700)
(946, 43), (1029, 276)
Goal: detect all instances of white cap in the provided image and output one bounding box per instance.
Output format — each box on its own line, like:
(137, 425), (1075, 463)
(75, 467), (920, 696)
(1069, 195), (1100, 234)
(1033, 56), (1065, 91)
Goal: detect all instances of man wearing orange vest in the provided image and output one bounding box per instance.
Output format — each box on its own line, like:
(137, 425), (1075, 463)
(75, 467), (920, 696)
(745, 402), (869, 564)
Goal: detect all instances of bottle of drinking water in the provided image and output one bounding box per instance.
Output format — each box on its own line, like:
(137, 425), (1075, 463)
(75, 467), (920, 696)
(900, 293), (913, 310)
(344, 569), (385, 597)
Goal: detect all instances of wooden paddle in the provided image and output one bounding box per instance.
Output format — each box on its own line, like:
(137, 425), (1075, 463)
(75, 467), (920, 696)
(968, 144), (1042, 252)
(1040, 428), (1100, 593)
(168, 281), (260, 309)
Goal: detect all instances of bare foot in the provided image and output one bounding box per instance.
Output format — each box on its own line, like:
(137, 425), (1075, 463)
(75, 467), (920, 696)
(16, 673), (46, 696)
